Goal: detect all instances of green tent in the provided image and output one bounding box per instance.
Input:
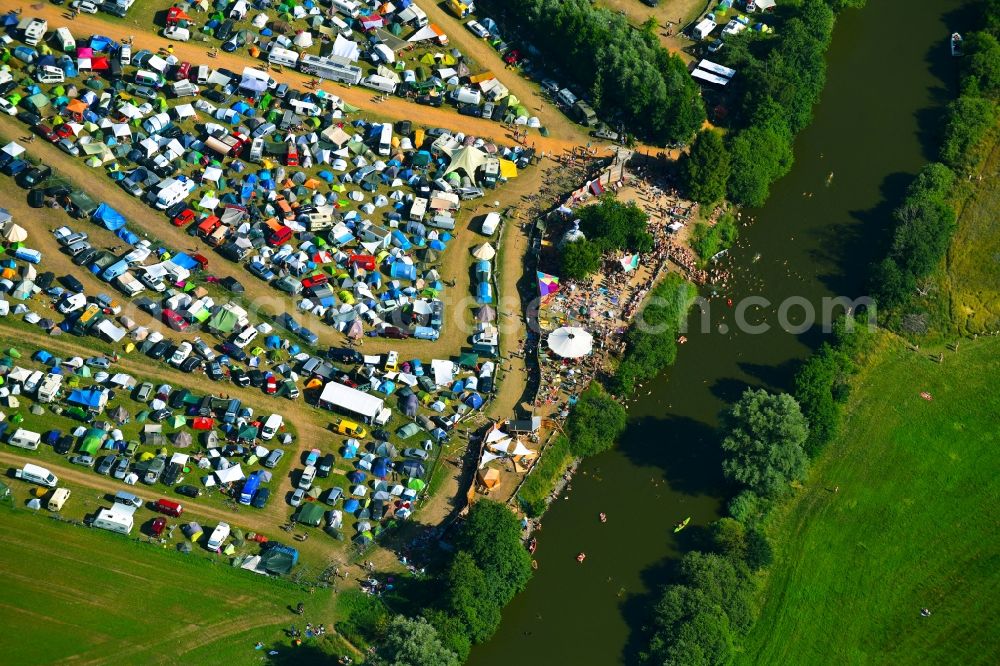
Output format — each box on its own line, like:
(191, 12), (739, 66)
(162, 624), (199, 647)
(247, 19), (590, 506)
(5, 348), (21, 358)
(168, 415), (186, 429)
(207, 308), (240, 333)
(295, 503), (325, 527)
(407, 478), (426, 491)
(80, 428), (106, 455)
(457, 352), (479, 368)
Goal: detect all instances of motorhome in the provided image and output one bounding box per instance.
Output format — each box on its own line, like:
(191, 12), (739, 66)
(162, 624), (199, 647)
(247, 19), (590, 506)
(298, 54), (362, 85)
(154, 178), (196, 209)
(19, 18), (47, 47)
(268, 46), (300, 68)
(37, 373), (63, 403)
(54, 27), (76, 52)
(93, 505), (135, 534)
(207, 522), (231, 550)
(8, 428), (41, 451)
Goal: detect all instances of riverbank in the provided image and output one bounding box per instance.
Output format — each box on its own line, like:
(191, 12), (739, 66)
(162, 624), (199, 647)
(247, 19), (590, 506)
(739, 334), (1000, 664)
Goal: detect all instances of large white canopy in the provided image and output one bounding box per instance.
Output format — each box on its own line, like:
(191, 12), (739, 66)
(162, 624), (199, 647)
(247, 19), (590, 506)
(547, 326), (594, 358)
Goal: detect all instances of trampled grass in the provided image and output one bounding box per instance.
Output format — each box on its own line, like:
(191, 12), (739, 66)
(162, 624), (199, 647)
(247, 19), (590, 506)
(738, 335), (1000, 665)
(0, 507), (334, 665)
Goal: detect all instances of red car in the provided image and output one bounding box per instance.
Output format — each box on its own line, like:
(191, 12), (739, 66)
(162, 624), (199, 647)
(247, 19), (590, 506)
(172, 208), (195, 227)
(162, 308), (190, 332)
(264, 373), (277, 394)
(151, 516), (168, 537)
(300, 273), (328, 289)
(55, 124), (75, 139)
(192, 253), (209, 269)
(286, 144), (299, 167)
(35, 123), (60, 143)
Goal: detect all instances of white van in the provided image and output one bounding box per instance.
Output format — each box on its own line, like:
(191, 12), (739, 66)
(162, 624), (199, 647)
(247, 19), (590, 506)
(37, 66), (65, 84)
(361, 74), (397, 94)
(195, 65), (210, 85)
(135, 69), (160, 87)
(261, 414), (283, 440)
(48, 487), (71, 511)
(299, 465), (316, 489)
(15, 463), (58, 488)
(268, 46), (300, 68)
(233, 325), (258, 348)
(171, 80), (200, 98)
(54, 27), (76, 52)
(557, 88), (578, 107)
(119, 44), (131, 66)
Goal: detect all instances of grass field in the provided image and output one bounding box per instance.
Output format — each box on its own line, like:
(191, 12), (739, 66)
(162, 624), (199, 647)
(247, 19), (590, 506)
(939, 135), (1000, 337)
(0, 505), (340, 666)
(738, 335), (1000, 665)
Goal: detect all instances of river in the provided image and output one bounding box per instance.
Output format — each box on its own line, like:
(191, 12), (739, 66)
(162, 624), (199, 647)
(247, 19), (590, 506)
(469, 0), (969, 663)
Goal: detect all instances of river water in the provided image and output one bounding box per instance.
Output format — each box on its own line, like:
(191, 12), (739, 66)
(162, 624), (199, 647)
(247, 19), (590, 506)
(469, 0), (968, 663)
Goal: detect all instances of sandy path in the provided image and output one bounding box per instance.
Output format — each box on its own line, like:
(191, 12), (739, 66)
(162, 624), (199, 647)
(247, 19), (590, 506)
(20, 4), (595, 155)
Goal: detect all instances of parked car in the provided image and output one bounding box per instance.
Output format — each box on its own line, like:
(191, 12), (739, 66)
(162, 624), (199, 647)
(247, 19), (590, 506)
(175, 484), (201, 498)
(135, 382), (154, 402)
(113, 457), (130, 480)
(251, 487), (270, 508)
(289, 487), (305, 507)
(97, 455), (118, 475)
(69, 454), (95, 467)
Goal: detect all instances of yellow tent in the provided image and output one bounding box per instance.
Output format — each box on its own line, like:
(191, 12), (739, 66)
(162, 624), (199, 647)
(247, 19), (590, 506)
(477, 467), (501, 489)
(469, 72), (495, 84)
(499, 159), (518, 179)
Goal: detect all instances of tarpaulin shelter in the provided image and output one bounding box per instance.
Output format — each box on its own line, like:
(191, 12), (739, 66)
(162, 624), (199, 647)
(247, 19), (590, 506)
(92, 203), (127, 231)
(444, 146), (488, 185)
(537, 272), (560, 300)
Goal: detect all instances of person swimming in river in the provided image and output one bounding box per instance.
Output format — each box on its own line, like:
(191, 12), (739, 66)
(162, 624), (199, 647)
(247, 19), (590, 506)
(599, 512), (607, 523)
(577, 552), (586, 563)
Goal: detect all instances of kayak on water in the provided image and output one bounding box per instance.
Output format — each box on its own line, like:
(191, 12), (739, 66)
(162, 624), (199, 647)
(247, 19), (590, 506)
(674, 517), (691, 533)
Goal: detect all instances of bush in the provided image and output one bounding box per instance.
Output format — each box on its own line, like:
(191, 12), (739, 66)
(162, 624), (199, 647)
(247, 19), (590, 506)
(720, 389), (810, 500)
(453, 500), (533, 607)
(379, 615), (459, 666)
(611, 275), (698, 395)
(940, 96), (997, 169)
(680, 130), (731, 204)
(517, 435), (573, 517)
(690, 213), (739, 262)
(871, 163), (956, 309)
(335, 590), (390, 648)
(577, 195), (653, 254)
(559, 238), (603, 280)
(566, 383), (627, 457)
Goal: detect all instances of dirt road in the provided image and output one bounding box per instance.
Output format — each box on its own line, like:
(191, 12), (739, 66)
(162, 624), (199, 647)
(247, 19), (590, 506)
(20, 4), (599, 156)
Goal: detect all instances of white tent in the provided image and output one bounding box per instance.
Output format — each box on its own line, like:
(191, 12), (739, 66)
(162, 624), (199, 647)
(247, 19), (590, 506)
(547, 326), (594, 358)
(472, 243), (496, 260)
(215, 464), (245, 485)
(0, 222), (27, 243)
(479, 451), (503, 468)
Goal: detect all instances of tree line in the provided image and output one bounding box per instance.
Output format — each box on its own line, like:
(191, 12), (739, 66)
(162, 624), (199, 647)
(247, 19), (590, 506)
(643, 317), (874, 663)
(479, 0), (706, 145)
(872, 1), (999, 317)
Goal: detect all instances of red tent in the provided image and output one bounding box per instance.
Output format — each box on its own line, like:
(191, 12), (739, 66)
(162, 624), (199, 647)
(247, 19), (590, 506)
(91, 57), (110, 71)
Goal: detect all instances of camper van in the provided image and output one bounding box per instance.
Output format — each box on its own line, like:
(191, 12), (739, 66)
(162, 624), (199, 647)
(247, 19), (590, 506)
(171, 80), (200, 97)
(452, 86), (482, 105)
(194, 64), (210, 84)
(135, 69), (162, 87)
(93, 505), (134, 534)
(15, 463), (58, 488)
(47, 488), (71, 511)
(261, 414), (283, 440)
(54, 27), (76, 52)
(377, 123), (393, 156)
(268, 46), (300, 68)
(361, 74), (397, 94)
(330, 0), (361, 18)
(409, 197), (428, 221)
(154, 178), (196, 209)
(7, 428), (41, 452)
(249, 136), (264, 162)
(207, 522), (231, 550)
(37, 65), (65, 84)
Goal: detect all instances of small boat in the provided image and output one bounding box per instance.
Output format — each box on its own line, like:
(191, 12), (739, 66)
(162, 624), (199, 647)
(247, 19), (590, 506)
(674, 517), (691, 533)
(527, 538), (537, 554)
(951, 32), (963, 57)
(576, 552), (586, 563)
